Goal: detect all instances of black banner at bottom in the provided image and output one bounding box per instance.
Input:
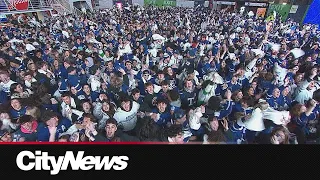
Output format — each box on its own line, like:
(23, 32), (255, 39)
(0, 144), (317, 177)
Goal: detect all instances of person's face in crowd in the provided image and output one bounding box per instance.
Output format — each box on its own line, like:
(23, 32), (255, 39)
(146, 85), (154, 94)
(15, 84), (23, 93)
(11, 99), (21, 110)
(76, 39), (81, 44)
(82, 116), (92, 126)
(45, 43), (51, 50)
(69, 69), (76, 75)
(237, 68), (245, 77)
(64, 51), (70, 57)
(282, 86), (290, 97)
(133, 92), (140, 101)
(157, 102), (167, 113)
(82, 102), (91, 112)
(176, 114), (187, 124)
(162, 84), (169, 92)
(257, 65), (264, 72)
(105, 123), (117, 139)
(291, 66), (299, 74)
(295, 74), (303, 84)
(21, 120), (34, 131)
(306, 56), (312, 62)
(28, 63), (36, 71)
(83, 85), (91, 94)
(164, 56), (171, 63)
(121, 101), (131, 112)
(62, 96), (71, 105)
(0, 57), (5, 65)
(0, 132), (12, 142)
(300, 105), (307, 113)
(221, 60), (226, 68)
(105, 51), (110, 57)
(0, 112), (10, 120)
(185, 80), (193, 90)
(231, 75), (238, 83)
(101, 82), (107, 90)
(41, 63), (48, 71)
(210, 118), (219, 131)
(167, 67), (173, 76)
(157, 73), (165, 80)
(143, 73), (149, 80)
(107, 62), (113, 70)
(0, 73), (9, 83)
(125, 62), (132, 70)
(281, 60), (287, 67)
(272, 50), (278, 56)
(8, 50), (14, 56)
(172, 132), (184, 144)
(24, 73), (33, 82)
(102, 102), (110, 112)
(46, 116), (59, 127)
(312, 53), (318, 60)
(273, 88), (281, 98)
(308, 81), (315, 90)
(77, 53), (83, 59)
(70, 86), (78, 95)
(248, 87), (255, 96)
(236, 91), (243, 100)
(63, 61), (70, 68)
(273, 130), (286, 144)
(36, 51), (42, 58)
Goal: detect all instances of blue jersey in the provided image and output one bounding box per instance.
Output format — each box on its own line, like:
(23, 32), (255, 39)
(179, 89), (197, 109)
(37, 118), (72, 142)
(151, 108), (171, 127)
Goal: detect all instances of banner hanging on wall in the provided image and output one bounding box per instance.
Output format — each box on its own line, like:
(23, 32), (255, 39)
(144, 0), (176, 6)
(7, 0), (29, 11)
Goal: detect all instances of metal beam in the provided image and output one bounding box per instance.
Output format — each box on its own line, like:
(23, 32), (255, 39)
(0, 7), (53, 15)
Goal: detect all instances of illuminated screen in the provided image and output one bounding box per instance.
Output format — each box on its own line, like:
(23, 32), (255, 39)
(303, 0), (320, 25)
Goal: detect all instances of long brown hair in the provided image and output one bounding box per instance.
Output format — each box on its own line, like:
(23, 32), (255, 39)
(101, 99), (116, 117)
(271, 126), (290, 144)
(290, 103), (304, 118)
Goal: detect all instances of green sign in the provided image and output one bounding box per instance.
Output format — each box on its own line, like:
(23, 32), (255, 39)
(144, 0), (176, 7)
(266, 4), (292, 22)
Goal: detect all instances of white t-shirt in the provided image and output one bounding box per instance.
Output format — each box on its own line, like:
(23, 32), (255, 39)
(0, 80), (16, 93)
(113, 101), (140, 132)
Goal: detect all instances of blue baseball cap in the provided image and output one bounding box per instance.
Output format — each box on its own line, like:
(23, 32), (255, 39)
(173, 109), (186, 120)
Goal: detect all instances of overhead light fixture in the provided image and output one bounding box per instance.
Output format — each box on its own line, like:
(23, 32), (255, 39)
(282, 2), (287, 5)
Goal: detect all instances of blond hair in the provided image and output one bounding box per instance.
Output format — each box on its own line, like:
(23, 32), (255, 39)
(26, 106), (41, 120)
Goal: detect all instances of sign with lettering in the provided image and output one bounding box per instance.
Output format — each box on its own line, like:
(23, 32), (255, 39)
(266, 4), (292, 22)
(144, 0), (176, 7)
(8, 0), (29, 11)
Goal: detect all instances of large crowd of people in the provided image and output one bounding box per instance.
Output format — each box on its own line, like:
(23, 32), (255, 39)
(0, 4), (319, 144)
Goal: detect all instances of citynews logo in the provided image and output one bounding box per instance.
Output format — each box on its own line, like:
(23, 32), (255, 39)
(16, 151), (129, 175)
